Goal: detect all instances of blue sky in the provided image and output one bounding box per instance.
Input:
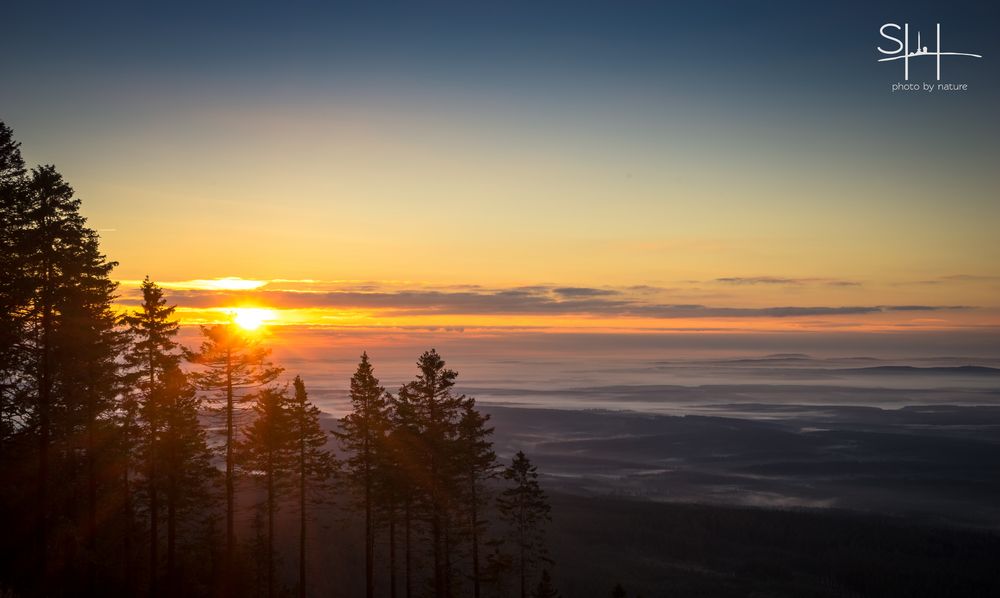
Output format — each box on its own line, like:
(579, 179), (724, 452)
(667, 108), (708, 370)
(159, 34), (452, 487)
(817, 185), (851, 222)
(2, 0), (998, 352)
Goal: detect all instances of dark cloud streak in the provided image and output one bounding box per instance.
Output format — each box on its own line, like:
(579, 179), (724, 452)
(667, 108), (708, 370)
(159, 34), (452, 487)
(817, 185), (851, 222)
(119, 285), (971, 320)
(715, 277), (862, 287)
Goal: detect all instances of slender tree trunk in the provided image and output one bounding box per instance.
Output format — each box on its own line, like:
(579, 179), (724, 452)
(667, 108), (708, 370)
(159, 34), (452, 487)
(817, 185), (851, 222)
(432, 503), (443, 597)
(224, 351), (234, 594)
(149, 360), (159, 598)
(0, 390), (5, 456)
(388, 502), (397, 598)
(267, 466), (275, 598)
(37, 292), (52, 583)
(519, 543), (526, 598)
(429, 404), (444, 598)
(443, 522), (452, 598)
(470, 479), (481, 598)
(150, 448), (159, 596)
(167, 473), (177, 596)
(123, 462), (134, 593)
(364, 454), (374, 598)
(299, 430), (307, 598)
(87, 401), (98, 595)
(518, 514), (526, 598)
(404, 497), (412, 598)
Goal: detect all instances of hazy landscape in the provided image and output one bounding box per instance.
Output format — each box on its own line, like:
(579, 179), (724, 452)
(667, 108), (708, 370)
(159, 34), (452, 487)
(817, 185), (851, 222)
(297, 353), (1000, 526)
(279, 352), (1000, 596)
(4, 1), (1000, 596)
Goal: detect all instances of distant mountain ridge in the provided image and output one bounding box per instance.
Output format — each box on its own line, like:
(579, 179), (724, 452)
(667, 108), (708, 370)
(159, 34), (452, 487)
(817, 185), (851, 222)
(841, 365), (1000, 376)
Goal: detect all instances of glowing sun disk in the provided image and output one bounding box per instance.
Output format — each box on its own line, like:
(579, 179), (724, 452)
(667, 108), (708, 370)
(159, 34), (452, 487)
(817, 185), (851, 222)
(229, 307), (275, 331)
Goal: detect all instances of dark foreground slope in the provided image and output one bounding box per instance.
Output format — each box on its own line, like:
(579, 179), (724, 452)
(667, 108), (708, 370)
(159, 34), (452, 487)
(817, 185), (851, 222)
(256, 489), (1000, 597)
(547, 493), (1000, 598)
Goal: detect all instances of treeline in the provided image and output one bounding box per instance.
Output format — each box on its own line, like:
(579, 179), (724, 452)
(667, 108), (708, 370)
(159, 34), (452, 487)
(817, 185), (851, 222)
(0, 121), (556, 597)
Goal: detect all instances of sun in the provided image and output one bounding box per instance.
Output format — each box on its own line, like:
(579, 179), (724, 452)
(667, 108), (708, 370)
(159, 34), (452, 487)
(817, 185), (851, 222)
(229, 307), (275, 331)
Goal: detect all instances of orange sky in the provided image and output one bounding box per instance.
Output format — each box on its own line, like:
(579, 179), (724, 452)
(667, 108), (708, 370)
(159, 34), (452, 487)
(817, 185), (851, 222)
(7, 3), (998, 344)
(114, 275), (1000, 337)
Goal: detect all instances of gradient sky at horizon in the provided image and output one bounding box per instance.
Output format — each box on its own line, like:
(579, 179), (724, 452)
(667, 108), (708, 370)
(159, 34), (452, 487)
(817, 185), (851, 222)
(2, 0), (999, 345)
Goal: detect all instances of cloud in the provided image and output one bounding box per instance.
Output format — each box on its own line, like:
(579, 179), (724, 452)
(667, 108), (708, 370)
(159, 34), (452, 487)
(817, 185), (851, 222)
(715, 276), (804, 285)
(897, 274), (1000, 286)
(715, 277), (861, 287)
(826, 280), (863, 287)
(118, 281), (969, 320)
(882, 305), (969, 312)
(552, 287), (619, 297)
(943, 275), (1000, 282)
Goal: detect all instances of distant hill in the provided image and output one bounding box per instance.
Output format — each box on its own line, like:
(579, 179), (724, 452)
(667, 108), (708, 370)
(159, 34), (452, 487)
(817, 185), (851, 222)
(841, 365), (1000, 376)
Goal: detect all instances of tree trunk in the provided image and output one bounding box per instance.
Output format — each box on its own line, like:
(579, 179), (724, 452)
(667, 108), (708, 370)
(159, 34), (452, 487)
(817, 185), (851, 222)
(167, 473), (177, 597)
(470, 479), (481, 598)
(365, 457), (374, 598)
(299, 432), (307, 598)
(404, 497), (412, 598)
(150, 415), (159, 598)
(519, 544), (526, 598)
(432, 507), (443, 598)
(443, 522), (452, 598)
(37, 290), (52, 582)
(123, 463), (134, 593)
(87, 404), (98, 595)
(225, 351), (234, 594)
(389, 503), (397, 598)
(267, 467), (275, 598)
(149, 346), (160, 598)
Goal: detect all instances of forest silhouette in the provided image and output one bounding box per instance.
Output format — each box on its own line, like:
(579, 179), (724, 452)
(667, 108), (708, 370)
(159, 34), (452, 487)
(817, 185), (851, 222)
(0, 121), (556, 597)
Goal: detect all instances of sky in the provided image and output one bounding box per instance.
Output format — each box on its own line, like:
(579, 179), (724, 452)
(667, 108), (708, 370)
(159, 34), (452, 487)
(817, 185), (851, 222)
(2, 0), (999, 355)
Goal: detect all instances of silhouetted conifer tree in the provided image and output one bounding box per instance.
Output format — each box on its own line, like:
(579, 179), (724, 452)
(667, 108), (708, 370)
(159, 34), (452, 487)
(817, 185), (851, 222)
(158, 363), (214, 593)
(397, 349), (465, 598)
(0, 121), (26, 454)
(239, 385), (294, 598)
(334, 353), (390, 598)
(388, 383), (422, 598)
(116, 386), (141, 593)
(457, 397), (497, 598)
(16, 161), (121, 592)
(497, 451), (552, 598)
(288, 375), (333, 598)
(186, 324), (281, 592)
(123, 277), (182, 595)
(0, 120), (27, 589)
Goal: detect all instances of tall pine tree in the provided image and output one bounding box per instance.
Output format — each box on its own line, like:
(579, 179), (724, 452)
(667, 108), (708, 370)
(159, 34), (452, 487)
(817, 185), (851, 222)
(288, 375), (333, 598)
(158, 362), (214, 594)
(497, 451), (552, 598)
(123, 276), (181, 596)
(0, 121), (26, 453)
(397, 349), (465, 598)
(186, 323), (281, 593)
(17, 163), (120, 593)
(239, 385), (294, 598)
(457, 397), (497, 598)
(335, 352), (391, 598)
(0, 121), (28, 588)
(387, 381), (424, 598)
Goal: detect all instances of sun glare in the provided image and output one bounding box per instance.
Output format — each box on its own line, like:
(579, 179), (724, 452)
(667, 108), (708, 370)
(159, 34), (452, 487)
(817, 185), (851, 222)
(229, 307), (275, 331)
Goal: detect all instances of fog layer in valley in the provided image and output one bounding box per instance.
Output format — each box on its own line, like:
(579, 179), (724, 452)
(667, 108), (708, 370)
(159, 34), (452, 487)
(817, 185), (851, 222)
(300, 353), (1000, 527)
